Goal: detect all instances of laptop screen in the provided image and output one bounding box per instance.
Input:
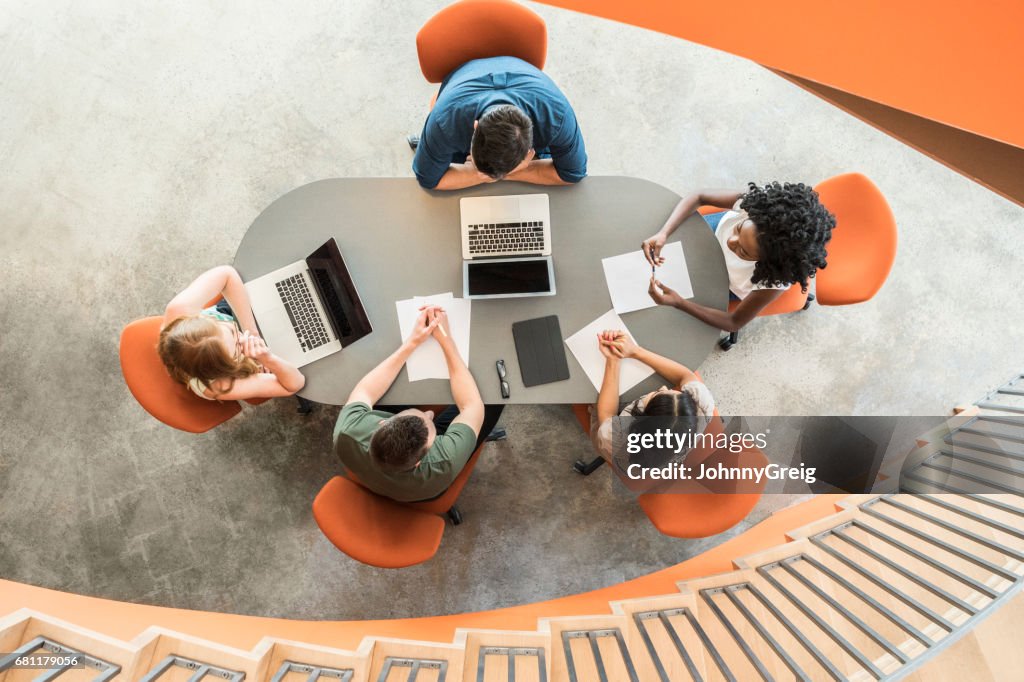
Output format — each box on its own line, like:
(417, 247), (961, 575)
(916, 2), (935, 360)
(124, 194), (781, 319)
(305, 239), (372, 345)
(466, 257), (553, 297)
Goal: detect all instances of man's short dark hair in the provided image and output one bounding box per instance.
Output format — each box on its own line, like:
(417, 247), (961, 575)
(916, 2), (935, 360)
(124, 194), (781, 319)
(471, 104), (534, 179)
(370, 415), (429, 472)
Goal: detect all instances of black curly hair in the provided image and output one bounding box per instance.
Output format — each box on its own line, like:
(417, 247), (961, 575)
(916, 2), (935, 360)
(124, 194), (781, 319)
(739, 181), (835, 292)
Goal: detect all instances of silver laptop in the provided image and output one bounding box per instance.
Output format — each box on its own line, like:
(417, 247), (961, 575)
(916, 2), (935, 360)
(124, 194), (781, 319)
(244, 239), (372, 368)
(460, 194), (556, 299)
(460, 194), (551, 258)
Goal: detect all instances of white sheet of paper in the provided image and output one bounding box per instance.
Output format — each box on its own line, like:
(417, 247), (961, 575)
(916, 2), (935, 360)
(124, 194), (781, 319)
(395, 292), (471, 381)
(601, 241), (694, 314)
(564, 309), (655, 393)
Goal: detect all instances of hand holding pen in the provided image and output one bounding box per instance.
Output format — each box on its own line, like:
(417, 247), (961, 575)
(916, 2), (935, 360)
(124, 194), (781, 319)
(641, 234), (667, 267)
(421, 305), (451, 341)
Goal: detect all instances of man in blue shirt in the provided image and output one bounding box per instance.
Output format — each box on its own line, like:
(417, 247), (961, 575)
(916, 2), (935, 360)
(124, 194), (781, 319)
(411, 56), (587, 190)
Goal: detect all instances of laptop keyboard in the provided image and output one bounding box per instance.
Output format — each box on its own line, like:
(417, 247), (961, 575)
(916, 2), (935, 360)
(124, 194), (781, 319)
(276, 274), (331, 352)
(467, 221), (546, 254)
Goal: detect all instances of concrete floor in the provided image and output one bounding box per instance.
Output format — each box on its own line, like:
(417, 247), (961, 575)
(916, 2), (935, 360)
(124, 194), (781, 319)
(1, 0), (1022, 620)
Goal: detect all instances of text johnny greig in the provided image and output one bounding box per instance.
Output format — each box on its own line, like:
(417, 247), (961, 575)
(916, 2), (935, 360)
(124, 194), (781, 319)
(623, 428), (817, 483)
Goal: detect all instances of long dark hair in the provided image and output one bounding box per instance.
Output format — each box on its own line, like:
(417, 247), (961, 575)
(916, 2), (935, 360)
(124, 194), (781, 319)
(627, 390), (700, 468)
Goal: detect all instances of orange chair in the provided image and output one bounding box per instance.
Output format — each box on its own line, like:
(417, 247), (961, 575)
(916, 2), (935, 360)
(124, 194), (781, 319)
(346, 438), (486, 525)
(813, 173), (897, 306)
(637, 445), (768, 539)
(314, 439), (486, 567)
(697, 206), (810, 351)
(416, 0), (547, 83)
(313, 476), (445, 569)
(119, 316), (241, 433)
(570, 399), (766, 538)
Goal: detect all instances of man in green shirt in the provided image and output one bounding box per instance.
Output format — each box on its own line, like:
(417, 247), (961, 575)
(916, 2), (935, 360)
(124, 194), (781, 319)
(333, 305), (502, 502)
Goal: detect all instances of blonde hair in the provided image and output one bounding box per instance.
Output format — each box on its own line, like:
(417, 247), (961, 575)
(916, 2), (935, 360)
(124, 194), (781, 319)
(158, 316), (260, 396)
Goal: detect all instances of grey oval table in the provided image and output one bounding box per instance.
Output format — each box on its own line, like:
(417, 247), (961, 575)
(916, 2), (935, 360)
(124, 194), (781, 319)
(234, 177), (728, 405)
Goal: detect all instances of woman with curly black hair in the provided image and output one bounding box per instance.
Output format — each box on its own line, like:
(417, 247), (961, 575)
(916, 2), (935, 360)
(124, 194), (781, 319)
(641, 182), (835, 333)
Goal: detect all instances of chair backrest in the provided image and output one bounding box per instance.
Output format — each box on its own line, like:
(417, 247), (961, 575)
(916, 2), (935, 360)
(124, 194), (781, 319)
(726, 282), (808, 316)
(814, 173), (897, 306)
(416, 0), (547, 83)
(119, 316), (240, 433)
(313, 476), (445, 568)
(637, 445), (769, 538)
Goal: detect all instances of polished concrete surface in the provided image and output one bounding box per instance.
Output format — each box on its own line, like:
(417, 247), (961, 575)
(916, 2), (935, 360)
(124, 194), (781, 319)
(1, 1), (1021, 619)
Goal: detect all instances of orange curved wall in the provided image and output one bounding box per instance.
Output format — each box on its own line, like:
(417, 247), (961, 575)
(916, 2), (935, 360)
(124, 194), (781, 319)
(535, 0), (1024, 149)
(1, 495), (843, 650)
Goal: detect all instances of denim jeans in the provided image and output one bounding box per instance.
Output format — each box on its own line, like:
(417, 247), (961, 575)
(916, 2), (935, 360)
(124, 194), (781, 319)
(701, 211), (740, 302)
(703, 210), (727, 231)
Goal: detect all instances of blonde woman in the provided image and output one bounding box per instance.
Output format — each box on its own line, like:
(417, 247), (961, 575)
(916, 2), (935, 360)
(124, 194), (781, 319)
(158, 266), (305, 400)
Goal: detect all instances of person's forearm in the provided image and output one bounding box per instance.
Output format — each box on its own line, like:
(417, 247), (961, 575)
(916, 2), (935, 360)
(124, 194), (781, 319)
(656, 193), (702, 238)
(260, 354), (306, 393)
(632, 347), (696, 387)
(434, 164), (486, 190)
(596, 358), (621, 423)
(219, 268), (260, 334)
(657, 190), (744, 237)
(673, 298), (745, 332)
(440, 339), (482, 410)
(352, 342), (416, 403)
(505, 159), (572, 186)
(166, 265), (236, 321)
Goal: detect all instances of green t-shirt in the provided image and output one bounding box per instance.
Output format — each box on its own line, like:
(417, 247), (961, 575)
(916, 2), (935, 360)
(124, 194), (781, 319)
(332, 402), (478, 502)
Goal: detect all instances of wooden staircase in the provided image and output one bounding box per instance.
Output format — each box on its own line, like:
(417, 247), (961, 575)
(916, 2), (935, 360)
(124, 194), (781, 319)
(904, 375), (1024, 496)
(2, 494), (1022, 681)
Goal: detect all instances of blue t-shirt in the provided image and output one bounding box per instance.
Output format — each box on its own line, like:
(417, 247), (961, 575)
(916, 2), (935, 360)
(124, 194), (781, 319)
(412, 56), (588, 189)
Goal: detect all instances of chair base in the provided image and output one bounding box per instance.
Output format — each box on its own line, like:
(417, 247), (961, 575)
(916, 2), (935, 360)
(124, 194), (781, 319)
(719, 292), (816, 350)
(447, 505), (463, 525)
(573, 456), (606, 476)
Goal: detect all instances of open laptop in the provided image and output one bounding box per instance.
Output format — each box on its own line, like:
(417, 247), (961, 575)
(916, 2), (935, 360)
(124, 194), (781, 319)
(244, 238), (372, 367)
(460, 194), (556, 299)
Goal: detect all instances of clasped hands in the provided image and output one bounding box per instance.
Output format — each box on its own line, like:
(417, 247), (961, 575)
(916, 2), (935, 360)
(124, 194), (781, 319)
(461, 150), (536, 185)
(459, 155), (498, 185)
(234, 329), (273, 364)
(406, 305), (453, 346)
(596, 329), (640, 361)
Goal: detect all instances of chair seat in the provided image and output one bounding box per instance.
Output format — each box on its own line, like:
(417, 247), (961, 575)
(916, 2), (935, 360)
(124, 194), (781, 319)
(637, 446), (769, 539)
(120, 316), (241, 433)
(637, 492), (762, 538)
(416, 0), (547, 82)
(313, 476), (445, 569)
(814, 173), (897, 306)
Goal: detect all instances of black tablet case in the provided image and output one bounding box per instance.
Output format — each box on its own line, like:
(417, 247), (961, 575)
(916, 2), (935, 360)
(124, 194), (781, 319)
(511, 315), (571, 386)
